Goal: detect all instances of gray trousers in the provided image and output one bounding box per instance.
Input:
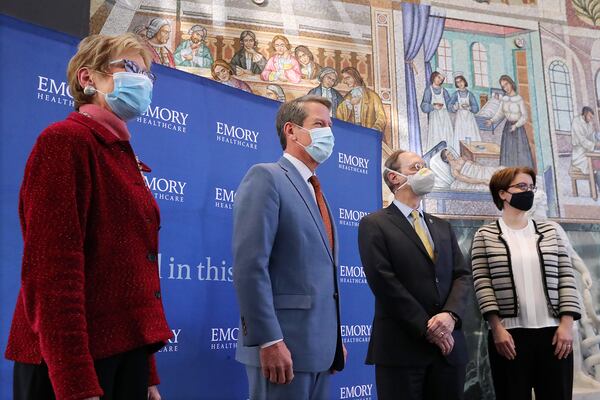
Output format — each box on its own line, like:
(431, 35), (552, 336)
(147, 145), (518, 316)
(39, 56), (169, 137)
(245, 365), (332, 400)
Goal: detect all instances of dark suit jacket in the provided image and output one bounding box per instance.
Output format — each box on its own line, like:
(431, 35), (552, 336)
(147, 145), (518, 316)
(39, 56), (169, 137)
(357, 203), (471, 367)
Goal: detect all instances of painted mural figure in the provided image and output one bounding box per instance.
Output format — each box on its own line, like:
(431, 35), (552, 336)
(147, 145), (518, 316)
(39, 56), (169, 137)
(438, 148), (499, 191)
(337, 67), (386, 132)
(571, 107), (599, 174)
(294, 45), (321, 80)
(229, 30), (267, 75)
(260, 35), (302, 84)
(420, 70), (455, 152)
(143, 18), (175, 67)
(486, 75), (534, 169)
(173, 25), (213, 68)
(211, 60), (252, 93)
(307, 67), (343, 117)
(448, 74), (481, 143)
(265, 84), (286, 102)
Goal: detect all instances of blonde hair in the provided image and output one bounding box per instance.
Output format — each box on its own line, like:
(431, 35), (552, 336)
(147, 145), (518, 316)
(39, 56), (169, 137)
(67, 33), (152, 109)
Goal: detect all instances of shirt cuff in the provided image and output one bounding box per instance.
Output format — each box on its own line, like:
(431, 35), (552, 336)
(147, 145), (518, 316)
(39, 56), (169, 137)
(260, 339), (283, 349)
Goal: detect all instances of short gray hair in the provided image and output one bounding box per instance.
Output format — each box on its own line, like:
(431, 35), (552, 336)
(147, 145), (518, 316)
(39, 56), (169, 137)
(275, 95), (332, 150)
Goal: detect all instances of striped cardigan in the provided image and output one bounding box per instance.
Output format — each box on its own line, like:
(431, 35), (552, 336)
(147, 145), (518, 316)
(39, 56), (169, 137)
(471, 220), (581, 320)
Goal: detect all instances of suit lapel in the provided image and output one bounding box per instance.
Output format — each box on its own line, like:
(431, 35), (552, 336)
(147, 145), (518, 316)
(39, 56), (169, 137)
(278, 157), (334, 262)
(386, 203), (434, 265)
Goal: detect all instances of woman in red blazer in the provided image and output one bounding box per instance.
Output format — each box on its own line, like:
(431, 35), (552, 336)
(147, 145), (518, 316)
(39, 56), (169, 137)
(5, 33), (172, 400)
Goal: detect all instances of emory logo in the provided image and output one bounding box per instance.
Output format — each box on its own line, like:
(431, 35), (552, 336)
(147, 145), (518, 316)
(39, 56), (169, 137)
(338, 208), (369, 227)
(157, 254), (233, 282)
(339, 265), (367, 285)
(136, 105), (188, 133)
(159, 329), (181, 353)
(215, 187), (236, 210)
(143, 175), (187, 203)
(339, 384), (373, 400)
(210, 327), (238, 350)
(338, 152), (370, 175)
(36, 76), (74, 107)
(340, 324), (371, 344)
(215, 121), (259, 150)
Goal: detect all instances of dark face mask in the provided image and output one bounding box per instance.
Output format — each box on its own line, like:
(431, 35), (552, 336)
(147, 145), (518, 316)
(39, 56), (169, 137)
(507, 190), (535, 211)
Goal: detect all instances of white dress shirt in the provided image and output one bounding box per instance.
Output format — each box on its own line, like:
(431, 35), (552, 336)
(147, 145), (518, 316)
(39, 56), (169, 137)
(499, 218), (559, 330)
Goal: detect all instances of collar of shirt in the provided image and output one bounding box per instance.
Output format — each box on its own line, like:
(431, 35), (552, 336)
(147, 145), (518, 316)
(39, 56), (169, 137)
(283, 152), (314, 183)
(393, 199), (423, 221)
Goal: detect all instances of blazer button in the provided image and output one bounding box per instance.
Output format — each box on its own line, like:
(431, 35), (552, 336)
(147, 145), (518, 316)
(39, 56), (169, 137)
(333, 292), (339, 300)
(155, 291), (161, 299)
(147, 253), (157, 262)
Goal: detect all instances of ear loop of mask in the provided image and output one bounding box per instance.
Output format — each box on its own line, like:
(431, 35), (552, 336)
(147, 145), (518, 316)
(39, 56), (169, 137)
(385, 167), (408, 193)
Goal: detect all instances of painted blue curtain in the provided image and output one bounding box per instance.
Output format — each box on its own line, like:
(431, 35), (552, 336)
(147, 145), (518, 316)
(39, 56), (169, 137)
(422, 14), (446, 85)
(402, 2), (430, 154)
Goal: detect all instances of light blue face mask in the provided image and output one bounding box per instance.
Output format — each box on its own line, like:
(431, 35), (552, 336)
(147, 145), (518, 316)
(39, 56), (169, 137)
(294, 124), (335, 164)
(105, 72), (153, 120)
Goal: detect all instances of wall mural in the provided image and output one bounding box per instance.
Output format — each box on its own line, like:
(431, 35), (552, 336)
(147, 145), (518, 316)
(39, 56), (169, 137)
(88, 1), (600, 399)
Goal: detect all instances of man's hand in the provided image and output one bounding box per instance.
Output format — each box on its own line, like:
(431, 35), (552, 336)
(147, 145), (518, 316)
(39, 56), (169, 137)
(427, 312), (455, 338)
(331, 343), (348, 374)
(148, 385), (161, 400)
(427, 331), (454, 355)
(260, 341), (294, 384)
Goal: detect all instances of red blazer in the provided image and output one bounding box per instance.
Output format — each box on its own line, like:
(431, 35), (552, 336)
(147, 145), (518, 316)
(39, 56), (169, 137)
(5, 112), (172, 400)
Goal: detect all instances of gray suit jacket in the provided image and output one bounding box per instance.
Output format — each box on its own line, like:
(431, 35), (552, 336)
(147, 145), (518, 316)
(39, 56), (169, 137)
(232, 156), (343, 372)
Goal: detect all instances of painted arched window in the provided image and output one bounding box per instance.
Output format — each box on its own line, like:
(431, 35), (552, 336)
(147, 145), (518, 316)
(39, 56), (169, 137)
(436, 38), (452, 79)
(471, 42), (489, 87)
(549, 60), (574, 132)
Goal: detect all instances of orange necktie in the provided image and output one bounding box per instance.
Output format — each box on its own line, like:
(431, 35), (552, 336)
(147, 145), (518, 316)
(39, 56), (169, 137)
(309, 175), (334, 249)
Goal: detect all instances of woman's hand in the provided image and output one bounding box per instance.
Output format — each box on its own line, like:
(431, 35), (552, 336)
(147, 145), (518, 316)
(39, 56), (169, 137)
(148, 385), (161, 400)
(489, 315), (516, 360)
(553, 316), (574, 359)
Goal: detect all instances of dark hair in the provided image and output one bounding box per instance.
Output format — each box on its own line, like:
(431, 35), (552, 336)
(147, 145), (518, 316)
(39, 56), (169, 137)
(383, 150), (407, 192)
(275, 95), (332, 150)
(340, 67), (365, 87)
(440, 149), (449, 163)
(239, 30), (258, 48)
(430, 71), (444, 85)
(582, 106), (595, 116)
(489, 166), (536, 210)
(454, 75), (468, 88)
(499, 75), (516, 94)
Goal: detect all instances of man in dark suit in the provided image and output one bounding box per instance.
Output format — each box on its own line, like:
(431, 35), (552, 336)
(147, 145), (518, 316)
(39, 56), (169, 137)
(358, 149), (471, 400)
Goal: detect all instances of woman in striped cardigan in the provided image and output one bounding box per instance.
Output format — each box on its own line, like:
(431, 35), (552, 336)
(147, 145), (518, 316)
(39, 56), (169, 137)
(471, 166), (581, 400)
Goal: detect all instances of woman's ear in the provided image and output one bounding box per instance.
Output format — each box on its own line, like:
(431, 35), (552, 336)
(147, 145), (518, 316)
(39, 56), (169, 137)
(77, 67), (93, 89)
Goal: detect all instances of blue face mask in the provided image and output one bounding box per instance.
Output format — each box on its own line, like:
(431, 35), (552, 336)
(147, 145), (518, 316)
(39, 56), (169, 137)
(294, 124), (335, 164)
(105, 72), (153, 120)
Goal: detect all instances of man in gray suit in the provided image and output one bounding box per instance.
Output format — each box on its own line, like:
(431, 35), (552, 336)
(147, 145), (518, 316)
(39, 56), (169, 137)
(233, 95), (346, 400)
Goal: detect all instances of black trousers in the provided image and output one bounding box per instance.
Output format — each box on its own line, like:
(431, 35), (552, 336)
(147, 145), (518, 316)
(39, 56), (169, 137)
(488, 327), (573, 400)
(375, 357), (465, 400)
(13, 346), (149, 400)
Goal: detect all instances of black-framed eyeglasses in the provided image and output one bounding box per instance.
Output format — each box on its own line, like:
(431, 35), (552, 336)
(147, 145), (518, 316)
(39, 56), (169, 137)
(109, 59), (156, 83)
(508, 183), (537, 192)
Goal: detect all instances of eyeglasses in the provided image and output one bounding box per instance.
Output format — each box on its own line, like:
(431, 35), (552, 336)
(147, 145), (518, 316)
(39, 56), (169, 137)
(507, 183), (537, 192)
(109, 59), (156, 83)
(408, 162), (427, 171)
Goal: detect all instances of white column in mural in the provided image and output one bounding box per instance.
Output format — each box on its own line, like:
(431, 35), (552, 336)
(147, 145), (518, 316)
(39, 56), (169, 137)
(100, 0), (144, 35)
(392, 9), (408, 150)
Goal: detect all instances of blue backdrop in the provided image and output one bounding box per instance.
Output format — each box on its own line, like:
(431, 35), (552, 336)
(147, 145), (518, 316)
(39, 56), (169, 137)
(0, 14), (381, 400)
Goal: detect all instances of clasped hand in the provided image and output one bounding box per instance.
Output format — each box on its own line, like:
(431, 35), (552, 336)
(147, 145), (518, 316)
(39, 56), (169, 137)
(426, 312), (456, 356)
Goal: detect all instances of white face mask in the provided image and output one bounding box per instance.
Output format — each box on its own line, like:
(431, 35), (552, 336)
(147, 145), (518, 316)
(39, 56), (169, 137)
(386, 167), (436, 196)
